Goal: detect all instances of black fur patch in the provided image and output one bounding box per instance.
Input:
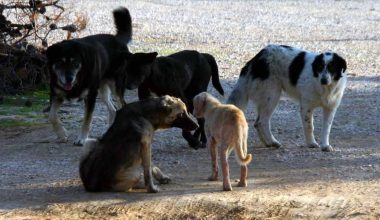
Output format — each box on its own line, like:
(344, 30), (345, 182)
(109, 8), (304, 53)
(280, 45), (293, 50)
(288, 52), (306, 86)
(241, 49), (270, 80)
(329, 53), (347, 81)
(312, 54), (325, 77)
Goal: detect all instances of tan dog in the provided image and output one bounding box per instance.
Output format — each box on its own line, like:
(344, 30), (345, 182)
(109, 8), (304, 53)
(193, 92), (252, 191)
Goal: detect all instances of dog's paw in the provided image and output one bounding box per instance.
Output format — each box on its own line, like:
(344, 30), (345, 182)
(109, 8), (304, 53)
(321, 145), (334, 152)
(223, 185), (232, 191)
(308, 142), (320, 149)
(147, 185), (159, 193)
(158, 176), (171, 184)
(266, 141), (281, 148)
(208, 175), (218, 181)
(237, 180), (247, 187)
(74, 138), (86, 146)
(56, 136), (68, 143)
(190, 142), (206, 150)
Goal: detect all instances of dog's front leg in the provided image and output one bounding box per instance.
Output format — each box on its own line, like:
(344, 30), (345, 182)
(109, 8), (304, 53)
(141, 137), (158, 193)
(100, 84), (117, 125)
(49, 97), (67, 142)
(300, 103), (319, 148)
(74, 93), (97, 146)
(321, 107), (337, 152)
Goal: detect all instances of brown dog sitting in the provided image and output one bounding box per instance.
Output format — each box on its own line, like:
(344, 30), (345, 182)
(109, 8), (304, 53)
(79, 95), (198, 193)
(193, 92), (252, 191)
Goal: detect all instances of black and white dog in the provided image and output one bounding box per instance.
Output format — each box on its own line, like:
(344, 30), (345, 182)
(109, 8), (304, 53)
(228, 44), (347, 152)
(46, 7), (132, 145)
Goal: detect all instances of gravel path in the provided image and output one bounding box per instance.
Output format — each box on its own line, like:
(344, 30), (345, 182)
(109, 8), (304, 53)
(1, 1), (379, 219)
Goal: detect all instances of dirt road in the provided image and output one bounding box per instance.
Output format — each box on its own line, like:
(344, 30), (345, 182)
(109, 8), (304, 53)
(1, 1), (379, 219)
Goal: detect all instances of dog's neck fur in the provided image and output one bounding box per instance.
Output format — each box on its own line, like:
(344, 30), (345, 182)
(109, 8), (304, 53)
(122, 101), (168, 130)
(204, 96), (221, 115)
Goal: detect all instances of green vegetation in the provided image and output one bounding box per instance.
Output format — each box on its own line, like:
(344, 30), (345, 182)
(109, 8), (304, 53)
(0, 119), (41, 128)
(0, 89), (49, 127)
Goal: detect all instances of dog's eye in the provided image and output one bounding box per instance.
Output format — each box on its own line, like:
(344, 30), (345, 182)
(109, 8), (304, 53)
(327, 63), (336, 72)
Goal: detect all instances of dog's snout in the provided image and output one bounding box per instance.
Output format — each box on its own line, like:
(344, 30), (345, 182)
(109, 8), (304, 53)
(320, 78), (328, 85)
(172, 112), (199, 131)
(66, 75), (74, 83)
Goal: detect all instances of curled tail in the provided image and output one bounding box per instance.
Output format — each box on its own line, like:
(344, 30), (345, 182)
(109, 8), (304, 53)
(235, 126), (252, 165)
(113, 7), (132, 44)
(202, 53), (224, 96)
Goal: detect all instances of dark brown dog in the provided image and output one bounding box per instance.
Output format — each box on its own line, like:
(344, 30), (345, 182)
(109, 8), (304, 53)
(79, 95), (198, 193)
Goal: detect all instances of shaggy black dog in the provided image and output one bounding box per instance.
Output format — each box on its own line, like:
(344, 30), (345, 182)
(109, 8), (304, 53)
(123, 50), (225, 149)
(46, 7), (132, 145)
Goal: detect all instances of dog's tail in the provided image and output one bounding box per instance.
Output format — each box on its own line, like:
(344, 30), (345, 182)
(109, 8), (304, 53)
(202, 53), (224, 96)
(226, 65), (250, 111)
(113, 7), (132, 44)
(235, 126), (252, 165)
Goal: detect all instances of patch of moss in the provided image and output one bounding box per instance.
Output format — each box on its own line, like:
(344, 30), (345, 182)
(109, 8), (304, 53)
(0, 89), (49, 127)
(0, 119), (42, 128)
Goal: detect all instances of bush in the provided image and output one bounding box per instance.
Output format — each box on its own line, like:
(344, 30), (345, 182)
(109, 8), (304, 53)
(0, 0), (86, 94)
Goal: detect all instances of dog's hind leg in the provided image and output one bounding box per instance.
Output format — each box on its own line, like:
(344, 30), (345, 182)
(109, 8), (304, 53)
(49, 97), (68, 142)
(300, 102), (319, 149)
(152, 166), (171, 184)
(100, 84), (116, 125)
(113, 165), (143, 192)
(320, 107), (337, 152)
(208, 137), (218, 181)
(74, 92), (97, 146)
(220, 145), (232, 191)
(254, 84), (282, 148)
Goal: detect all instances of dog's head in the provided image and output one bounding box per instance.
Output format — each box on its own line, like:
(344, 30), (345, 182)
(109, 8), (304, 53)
(46, 41), (85, 91)
(312, 52), (347, 86)
(157, 95), (198, 131)
(122, 52), (158, 90)
(193, 92), (219, 118)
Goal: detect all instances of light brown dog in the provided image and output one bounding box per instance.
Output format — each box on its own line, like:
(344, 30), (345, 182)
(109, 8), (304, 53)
(193, 92), (252, 191)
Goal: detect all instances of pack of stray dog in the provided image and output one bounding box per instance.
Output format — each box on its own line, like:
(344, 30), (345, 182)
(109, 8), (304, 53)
(46, 7), (348, 192)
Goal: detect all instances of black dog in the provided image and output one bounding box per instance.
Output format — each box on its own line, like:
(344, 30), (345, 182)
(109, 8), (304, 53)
(79, 95), (199, 192)
(46, 7), (132, 145)
(123, 50), (225, 149)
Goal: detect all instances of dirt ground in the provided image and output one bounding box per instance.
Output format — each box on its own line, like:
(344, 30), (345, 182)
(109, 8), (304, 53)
(1, 1), (379, 219)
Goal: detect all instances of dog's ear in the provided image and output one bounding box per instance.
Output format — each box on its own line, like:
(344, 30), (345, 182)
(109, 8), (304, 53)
(331, 53), (347, 80)
(161, 95), (175, 114)
(312, 54), (324, 78)
(193, 93), (207, 118)
(46, 44), (60, 63)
